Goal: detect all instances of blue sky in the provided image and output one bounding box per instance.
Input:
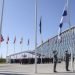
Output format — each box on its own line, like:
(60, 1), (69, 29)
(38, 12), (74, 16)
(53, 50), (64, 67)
(0, 0), (75, 58)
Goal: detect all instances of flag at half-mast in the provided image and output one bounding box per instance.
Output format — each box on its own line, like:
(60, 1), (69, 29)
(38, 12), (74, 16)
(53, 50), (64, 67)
(20, 37), (23, 44)
(13, 36), (16, 44)
(28, 39), (29, 45)
(6, 36), (9, 44)
(0, 34), (4, 43)
(39, 17), (42, 34)
(58, 1), (69, 40)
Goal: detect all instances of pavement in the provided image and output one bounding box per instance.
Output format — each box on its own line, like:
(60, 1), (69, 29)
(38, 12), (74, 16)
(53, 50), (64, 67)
(0, 62), (75, 75)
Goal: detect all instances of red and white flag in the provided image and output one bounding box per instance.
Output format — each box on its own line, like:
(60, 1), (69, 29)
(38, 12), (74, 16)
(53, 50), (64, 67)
(0, 34), (4, 43)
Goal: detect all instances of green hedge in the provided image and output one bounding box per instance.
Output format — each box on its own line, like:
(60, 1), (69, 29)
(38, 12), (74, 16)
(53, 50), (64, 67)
(0, 58), (6, 63)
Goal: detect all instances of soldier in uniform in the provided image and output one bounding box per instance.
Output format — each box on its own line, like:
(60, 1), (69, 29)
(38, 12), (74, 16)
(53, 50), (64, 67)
(65, 50), (70, 71)
(53, 50), (58, 72)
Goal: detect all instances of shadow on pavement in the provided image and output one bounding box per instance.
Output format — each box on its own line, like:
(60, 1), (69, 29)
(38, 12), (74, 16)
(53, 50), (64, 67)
(0, 73), (30, 75)
(38, 71), (75, 75)
(58, 71), (75, 74)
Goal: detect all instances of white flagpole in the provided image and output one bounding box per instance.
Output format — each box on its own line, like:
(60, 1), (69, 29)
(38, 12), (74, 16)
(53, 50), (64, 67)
(67, 0), (73, 72)
(41, 34), (43, 64)
(6, 43), (8, 63)
(0, 0), (4, 46)
(21, 40), (23, 64)
(40, 17), (43, 64)
(66, 0), (73, 72)
(35, 0), (37, 73)
(20, 38), (23, 52)
(0, 0), (4, 36)
(14, 42), (15, 63)
(28, 39), (30, 63)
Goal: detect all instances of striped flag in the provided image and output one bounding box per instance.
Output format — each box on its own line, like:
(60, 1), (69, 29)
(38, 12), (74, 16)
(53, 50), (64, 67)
(0, 34), (4, 43)
(6, 36), (9, 44)
(20, 37), (23, 44)
(13, 36), (16, 44)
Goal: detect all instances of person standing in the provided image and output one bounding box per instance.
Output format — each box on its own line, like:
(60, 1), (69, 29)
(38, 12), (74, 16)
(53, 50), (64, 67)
(53, 50), (58, 72)
(65, 50), (70, 71)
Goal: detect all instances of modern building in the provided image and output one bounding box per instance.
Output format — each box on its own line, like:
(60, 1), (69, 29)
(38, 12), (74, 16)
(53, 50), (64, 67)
(37, 26), (75, 59)
(7, 26), (75, 63)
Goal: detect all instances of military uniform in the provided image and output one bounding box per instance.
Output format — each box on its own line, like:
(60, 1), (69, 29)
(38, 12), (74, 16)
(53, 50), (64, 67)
(65, 50), (70, 71)
(53, 51), (58, 72)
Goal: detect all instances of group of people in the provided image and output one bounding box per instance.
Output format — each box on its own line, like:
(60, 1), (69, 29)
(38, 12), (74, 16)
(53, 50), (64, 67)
(53, 50), (71, 72)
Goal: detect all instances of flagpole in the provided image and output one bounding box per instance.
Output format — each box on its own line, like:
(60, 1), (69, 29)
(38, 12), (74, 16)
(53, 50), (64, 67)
(21, 41), (23, 64)
(48, 39), (50, 59)
(67, 0), (73, 72)
(40, 17), (43, 64)
(28, 43), (29, 63)
(0, 0), (4, 36)
(58, 22), (62, 62)
(28, 39), (30, 64)
(0, 0), (4, 46)
(14, 43), (15, 63)
(6, 43), (8, 63)
(40, 31), (43, 64)
(20, 38), (23, 52)
(35, 0), (37, 73)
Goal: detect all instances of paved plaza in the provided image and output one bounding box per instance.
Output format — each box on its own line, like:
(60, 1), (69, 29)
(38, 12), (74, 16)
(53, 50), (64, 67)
(0, 62), (75, 75)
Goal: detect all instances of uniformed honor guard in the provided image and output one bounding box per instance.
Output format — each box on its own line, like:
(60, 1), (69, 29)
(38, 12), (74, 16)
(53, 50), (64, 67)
(53, 50), (58, 72)
(65, 50), (70, 71)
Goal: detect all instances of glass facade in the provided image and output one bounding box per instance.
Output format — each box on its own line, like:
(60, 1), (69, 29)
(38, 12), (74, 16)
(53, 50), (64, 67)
(37, 27), (75, 58)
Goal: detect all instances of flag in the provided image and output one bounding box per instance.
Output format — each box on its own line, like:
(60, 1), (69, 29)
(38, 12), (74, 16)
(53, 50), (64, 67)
(59, 3), (69, 28)
(58, 2), (69, 40)
(0, 34), (4, 43)
(20, 37), (23, 44)
(39, 17), (42, 34)
(6, 36), (9, 44)
(13, 36), (16, 44)
(28, 39), (29, 45)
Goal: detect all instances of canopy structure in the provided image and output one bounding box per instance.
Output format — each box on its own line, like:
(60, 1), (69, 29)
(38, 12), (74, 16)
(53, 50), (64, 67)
(7, 26), (75, 63)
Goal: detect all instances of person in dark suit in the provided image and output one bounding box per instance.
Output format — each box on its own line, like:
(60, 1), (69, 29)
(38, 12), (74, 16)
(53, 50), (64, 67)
(65, 50), (70, 71)
(53, 50), (58, 72)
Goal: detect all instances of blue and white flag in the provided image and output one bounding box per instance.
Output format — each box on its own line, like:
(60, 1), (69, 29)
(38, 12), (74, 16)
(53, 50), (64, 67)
(59, 4), (69, 28)
(58, 2), (69, 40)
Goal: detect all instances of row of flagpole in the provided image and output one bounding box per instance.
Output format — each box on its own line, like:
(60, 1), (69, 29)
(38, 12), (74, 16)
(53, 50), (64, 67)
(6, 37), (30, 57)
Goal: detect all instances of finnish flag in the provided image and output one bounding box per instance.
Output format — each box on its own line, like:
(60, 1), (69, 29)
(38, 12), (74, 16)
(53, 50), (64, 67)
(59, 4), (69, 27)
(58, 4), (69, 40)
